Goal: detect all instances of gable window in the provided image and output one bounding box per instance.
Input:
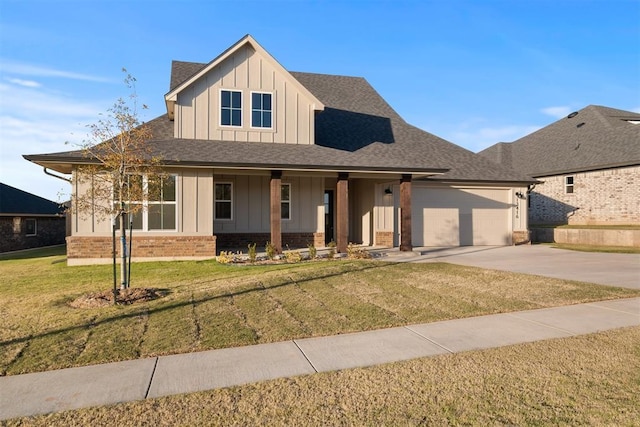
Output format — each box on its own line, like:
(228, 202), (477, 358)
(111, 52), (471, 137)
(251, 92), (272, 128)
(117, 174), (177, 231)
(25, 218), (37, 236)
(565, 176), (574, 194)
(215, 183), (233, 220)
(221, 90), (242, 126)
(281, 183), (291, 220)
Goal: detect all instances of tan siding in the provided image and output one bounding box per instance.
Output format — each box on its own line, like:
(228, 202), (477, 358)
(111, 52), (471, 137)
(175, 44), (316, 145)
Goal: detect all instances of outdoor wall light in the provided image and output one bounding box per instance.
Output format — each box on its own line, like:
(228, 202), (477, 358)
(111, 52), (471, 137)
(385, 187), (393, 195)
(515, 191), (525, 199)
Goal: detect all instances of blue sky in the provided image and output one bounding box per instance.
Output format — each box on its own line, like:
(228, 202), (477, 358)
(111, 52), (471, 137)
(1, 0), (639, 201)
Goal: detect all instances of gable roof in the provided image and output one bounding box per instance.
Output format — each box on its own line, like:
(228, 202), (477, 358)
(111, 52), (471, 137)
(24, 37), (535, 184)
(164, 34), (324, 120)
(0, 183), (63, 216)
(479, 105), (640, 177)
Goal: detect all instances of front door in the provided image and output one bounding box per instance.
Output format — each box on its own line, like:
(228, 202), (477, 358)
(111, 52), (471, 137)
(324, 190), (334, 245)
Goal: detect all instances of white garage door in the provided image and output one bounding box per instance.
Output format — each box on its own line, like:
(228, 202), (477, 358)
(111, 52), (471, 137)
(411, 187), (512, 246)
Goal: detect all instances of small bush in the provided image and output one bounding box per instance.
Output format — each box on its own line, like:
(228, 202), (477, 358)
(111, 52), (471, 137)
(284, 250), (302, 263)
(248, 243), (257, 263)
(265, 241), (277, 260)
(347, 243), (371, 259)
(217, 251), (232, 264)
(327, 240), (337, 259)
(307, 243), (317, 260)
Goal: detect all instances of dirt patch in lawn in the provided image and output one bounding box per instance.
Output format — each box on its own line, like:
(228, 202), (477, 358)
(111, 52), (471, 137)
(69, 288), (167, 308)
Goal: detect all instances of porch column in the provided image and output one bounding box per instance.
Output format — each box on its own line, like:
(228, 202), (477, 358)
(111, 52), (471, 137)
(336, 172), (349, 253)
(400, 174), (413, 252)
(270, 170), (282, 254)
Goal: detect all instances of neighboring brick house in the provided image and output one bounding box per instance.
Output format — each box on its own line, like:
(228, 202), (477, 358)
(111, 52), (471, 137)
(0, 183), (66, 252)
(24, 35), (534, 265)
(480, 105), (640, 225)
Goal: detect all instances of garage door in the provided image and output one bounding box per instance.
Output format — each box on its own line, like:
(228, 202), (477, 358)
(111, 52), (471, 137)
(411, 187), (511, 246)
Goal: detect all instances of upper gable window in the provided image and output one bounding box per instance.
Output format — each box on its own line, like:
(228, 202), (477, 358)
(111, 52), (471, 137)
(565, 176), (574, 194)
(251, 92), (272, 128)
(221, 90), (242, 127)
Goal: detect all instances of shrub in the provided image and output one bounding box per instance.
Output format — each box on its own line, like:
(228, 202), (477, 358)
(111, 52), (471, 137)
(265, 241), (277, 260)
(247, 243), (257, 263)
(307, 243), (317, 260)
(284, 250), (302, 263)
(327, 240), (337, 259)
(347, 243), (371, 259)
(217, 251), (231, 264)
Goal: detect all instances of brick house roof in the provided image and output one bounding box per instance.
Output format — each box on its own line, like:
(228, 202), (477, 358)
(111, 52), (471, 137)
(0, 182), (63, 216)
(479, 105), (640, 177)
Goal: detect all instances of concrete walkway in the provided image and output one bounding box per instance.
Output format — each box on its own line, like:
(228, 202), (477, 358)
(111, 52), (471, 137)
(1, 297), (638, 421)
(376, 245), (640, 289)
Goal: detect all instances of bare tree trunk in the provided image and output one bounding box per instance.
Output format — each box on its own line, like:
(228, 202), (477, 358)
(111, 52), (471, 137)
(119, 210), (128, 290)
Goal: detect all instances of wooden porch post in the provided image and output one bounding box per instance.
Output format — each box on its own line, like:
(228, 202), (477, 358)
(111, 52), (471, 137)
(400, 174), (413, 252)
(270, 170), (282, 254)
(336, 172), (349, 253)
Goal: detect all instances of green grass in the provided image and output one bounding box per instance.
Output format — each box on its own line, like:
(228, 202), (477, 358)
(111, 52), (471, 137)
(2, 248), (639, 377)
(9, 327), (640, 426)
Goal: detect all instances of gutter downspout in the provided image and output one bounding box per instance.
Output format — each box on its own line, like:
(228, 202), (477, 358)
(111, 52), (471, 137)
(44, 168), (72, 183)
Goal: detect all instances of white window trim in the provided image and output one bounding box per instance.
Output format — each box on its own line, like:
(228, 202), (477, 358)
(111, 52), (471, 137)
(115, 174), (178, 232)
(565, 176), (574, 194)
(219, 89), (243, 128)
(214, 182), (234, 221)
(250, 91), (274, 130)
(25, 218), (37, 236)
(281, 183), (291, 221)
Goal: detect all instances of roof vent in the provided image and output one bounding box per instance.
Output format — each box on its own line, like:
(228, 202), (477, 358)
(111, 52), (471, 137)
(567, 111), (578, 118)
(577, 122), (585, 128)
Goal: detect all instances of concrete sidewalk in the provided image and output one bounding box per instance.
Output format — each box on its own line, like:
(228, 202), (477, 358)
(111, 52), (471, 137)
(1, 297), (638, 421)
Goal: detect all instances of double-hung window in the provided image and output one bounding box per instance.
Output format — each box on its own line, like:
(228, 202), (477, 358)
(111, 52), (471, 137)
(215, 183), (233, 220)
(251, 92), (272, 128)
(281, 183), (291, 220)
(221, 90), (242, 126)
(25, 219), (37, 236)
(117, 174), (177, 231)
(565, 176), (574, 194)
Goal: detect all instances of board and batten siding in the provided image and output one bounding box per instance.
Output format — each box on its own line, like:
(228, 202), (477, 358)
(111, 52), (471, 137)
(174, 44), (316, 145)
(214, 175), (324, 234)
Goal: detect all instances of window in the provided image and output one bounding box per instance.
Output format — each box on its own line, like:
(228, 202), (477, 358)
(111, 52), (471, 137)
(25, 218), (36, 236)
(251, 92), (272, 128)
(215, 183), (233, 220)
(565, 176), (574, 194)
(221, 90), (242, 126)
(117, 174), (177, 231)
(281, 183), (291, 220)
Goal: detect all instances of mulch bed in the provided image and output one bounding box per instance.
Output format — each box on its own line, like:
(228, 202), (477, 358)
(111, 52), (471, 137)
(69, 288), (166, 308)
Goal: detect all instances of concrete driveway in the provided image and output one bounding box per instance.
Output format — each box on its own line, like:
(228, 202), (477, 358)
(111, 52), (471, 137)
(381, 245), (640, 289)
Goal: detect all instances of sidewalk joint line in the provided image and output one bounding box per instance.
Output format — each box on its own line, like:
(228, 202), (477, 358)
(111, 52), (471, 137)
(144, 357), (159, 399)
(403, 326), (455, 354)
(292, 340), (318, 373)
(506, 313), (576, 336)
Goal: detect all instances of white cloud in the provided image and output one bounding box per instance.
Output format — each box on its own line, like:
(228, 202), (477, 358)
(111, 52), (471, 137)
(6, 77), (41, 88)
(0, 82), (107, 201)
(540, 106), (574, 119)
(0, 59), (112, 83)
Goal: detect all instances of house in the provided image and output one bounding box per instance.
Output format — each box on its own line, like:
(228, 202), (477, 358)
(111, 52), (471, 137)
(480, 105), (640, 226)
(24, 35), (534, 265)
(0, 182), (66, 252)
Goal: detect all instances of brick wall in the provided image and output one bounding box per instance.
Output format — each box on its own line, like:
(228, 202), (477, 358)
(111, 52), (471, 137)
(216, 232), (324, 251)
(375, 231), (394, 247)
(0, 216), (66, 253)
(67, 235), (217, 259)
(512, 230), (531, 245)
(530, 165), (640, 225)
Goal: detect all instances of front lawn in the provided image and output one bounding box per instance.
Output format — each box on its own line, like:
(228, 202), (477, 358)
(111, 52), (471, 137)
(1, 247), (638, 376)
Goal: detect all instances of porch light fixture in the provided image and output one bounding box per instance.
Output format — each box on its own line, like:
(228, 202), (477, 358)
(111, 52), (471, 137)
(384, 187), (393, 195)
(515, 191), (525, 199)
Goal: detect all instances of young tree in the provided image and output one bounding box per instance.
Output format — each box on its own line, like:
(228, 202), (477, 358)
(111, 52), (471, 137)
(73, 69), (162, 293)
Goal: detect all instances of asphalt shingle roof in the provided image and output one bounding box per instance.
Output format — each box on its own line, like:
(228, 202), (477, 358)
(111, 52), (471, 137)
(25, 61), (535, 184)
(479, 105), (640, 177)
(0, 183), (63, 215)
